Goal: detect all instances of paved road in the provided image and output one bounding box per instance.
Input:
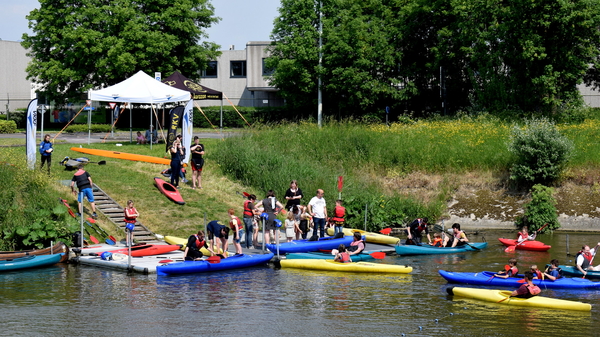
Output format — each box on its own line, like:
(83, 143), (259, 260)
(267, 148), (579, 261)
(0, 130), (236, 144)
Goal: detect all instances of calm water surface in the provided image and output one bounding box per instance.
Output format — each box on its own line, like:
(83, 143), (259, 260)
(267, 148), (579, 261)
(0, 231), (598, 336)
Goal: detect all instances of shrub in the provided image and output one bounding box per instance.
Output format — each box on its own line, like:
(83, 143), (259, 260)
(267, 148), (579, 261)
(7, 109), (26, 128)
(0, 120), (17, 133)
(515, 184), (560, 231)
(508, 118), (573, 185)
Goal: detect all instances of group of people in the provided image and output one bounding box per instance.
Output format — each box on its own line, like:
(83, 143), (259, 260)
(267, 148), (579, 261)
(168, 134), (204, 189)
(493, 257), (563, 298)
(405, 218), (470, 248)
(135, 126), (160, 144)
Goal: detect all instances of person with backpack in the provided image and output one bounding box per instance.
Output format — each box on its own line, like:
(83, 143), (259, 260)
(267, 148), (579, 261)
(510, 271), (541, 298)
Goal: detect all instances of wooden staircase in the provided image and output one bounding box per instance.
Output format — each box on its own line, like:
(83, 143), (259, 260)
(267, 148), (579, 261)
(92, 184), (160, 243)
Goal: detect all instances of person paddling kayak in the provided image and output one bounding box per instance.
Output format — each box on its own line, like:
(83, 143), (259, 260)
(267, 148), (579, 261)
(510, 271), (541, 299)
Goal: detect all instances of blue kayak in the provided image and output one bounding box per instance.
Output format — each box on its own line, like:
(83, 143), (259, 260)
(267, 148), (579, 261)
(266, 236), (355, 254)
(285, 251), (377, 261)
(395, 242), (487, 255)
(156, 253), (274, 276)
(0, 253), (63, 272)
(439, 270), (600, 289)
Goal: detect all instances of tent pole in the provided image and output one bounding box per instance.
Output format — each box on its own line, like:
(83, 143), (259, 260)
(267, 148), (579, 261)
(220, 99), (223, 132)
(150, 105), (153, 150)
(129, 104), (133, 143)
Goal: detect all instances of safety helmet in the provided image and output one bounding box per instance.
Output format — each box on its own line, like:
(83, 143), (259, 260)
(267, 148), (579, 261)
(126, 223), (135, 231)
(100, 251), (113, 260)
(274, 219), (282, 227)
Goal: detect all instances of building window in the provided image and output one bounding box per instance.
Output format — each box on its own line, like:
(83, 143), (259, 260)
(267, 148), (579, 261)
(262, 58), (274, 76)
(230, 61), (246, 77)
(201, 61), (217, 78)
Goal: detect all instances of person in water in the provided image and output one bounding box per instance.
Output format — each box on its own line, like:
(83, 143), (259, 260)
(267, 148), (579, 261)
(334, 244), (351, 263)
(510, 271), (541, 298)
(406, 217), (430, 245)
(494, 258), (518, 279)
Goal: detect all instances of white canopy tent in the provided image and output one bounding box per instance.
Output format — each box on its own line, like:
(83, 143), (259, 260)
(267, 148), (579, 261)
(88, 70), (191, 146)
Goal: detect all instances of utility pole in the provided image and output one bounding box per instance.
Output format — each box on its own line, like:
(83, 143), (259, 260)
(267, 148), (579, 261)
(317, 0), (323, 128)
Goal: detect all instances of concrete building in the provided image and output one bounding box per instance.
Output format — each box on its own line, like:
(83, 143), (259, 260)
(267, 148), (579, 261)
(0, 40), (34, 113)
(197, 41), (284, 108)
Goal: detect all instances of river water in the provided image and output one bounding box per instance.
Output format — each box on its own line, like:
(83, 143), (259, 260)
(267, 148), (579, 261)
(1, 231), (599, 337)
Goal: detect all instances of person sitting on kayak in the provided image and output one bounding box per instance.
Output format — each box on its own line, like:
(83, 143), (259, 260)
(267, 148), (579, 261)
(530, 265), (543, 279)
(184, 231), (215, 261)
(347, 232), (366, 256)
(543, 259), (563, 281)
(510, 271), (541, 299)
(430, 232), (443, 247)
(406, 217), (431, 245)
(442, 223), (469, 247)
(494, 258), (518, 279)
(576, 243), (600, 276)
(207, 220), (230, 255)
(334, 244), (351, 263)
(517, 225), (536, 243)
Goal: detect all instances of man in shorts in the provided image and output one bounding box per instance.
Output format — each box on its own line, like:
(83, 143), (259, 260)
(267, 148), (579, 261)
(190, 136), (205, 189)
(70, 164), (97, 218)
(206, 220), (230, 255)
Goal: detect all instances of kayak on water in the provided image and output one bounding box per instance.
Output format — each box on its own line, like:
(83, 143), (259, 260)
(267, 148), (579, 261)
(285, 251), (381, 261)
(266, 236), (355, 254)
(447, 286), (591, 311)
(276, 259), (412, 274)
(559, 265), (600, 280)
(438, 270), (600, 289)
(0, 253), (64, 272)
(157, 253), (274, 276)
(498, 238), (551, 252)
(325, 227), (400, 245)
(395, 242), (487, 255)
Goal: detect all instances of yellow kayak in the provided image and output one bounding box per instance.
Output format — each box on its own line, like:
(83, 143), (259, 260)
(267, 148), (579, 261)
(448, 287), (591, 312)
(164, 235), (226, 256)
(278, 259), (412, 274)
(326, 227), (400, 245)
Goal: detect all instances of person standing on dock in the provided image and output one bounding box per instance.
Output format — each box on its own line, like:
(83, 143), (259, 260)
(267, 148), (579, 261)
(243, 194), (257, 248)
(124, 200), (139, 246)
(206, 220), (230, 255)
(70, 164), (97, 218)
(255, 190), (285, 244)
(308, 189), (327, 239)
(228, 208), (244, 255)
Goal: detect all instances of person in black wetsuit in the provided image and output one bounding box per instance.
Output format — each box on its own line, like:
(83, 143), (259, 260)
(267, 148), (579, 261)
(405, 217), (430, 245)
(169, 136), (184, 188)
(184, 231), (215, 260)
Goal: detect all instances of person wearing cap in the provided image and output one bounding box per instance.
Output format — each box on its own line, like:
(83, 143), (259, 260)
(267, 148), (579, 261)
(190, 136), (205, 189)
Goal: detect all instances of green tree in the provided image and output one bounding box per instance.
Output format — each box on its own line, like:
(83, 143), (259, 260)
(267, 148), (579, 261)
(515, 184), (560, 231)
(22, 0), (221, 104)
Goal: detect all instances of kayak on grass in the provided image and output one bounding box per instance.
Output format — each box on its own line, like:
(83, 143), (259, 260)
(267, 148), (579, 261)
(154, 177), (185, 205)
(325, 227), (400, 245)
(157, 253), (274, 275)
(498, 238), (551, 252)
(266, 236), (355, 254)
(276, 259), (412, 274)
(0, 253), (64, 272)
(395, 242), (487, 255)
(438, 270), (600, 289)
(447, 286), (591, 311)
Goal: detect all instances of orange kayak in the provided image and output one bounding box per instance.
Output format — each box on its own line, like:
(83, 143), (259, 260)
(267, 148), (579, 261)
(70, 147), (170, 165)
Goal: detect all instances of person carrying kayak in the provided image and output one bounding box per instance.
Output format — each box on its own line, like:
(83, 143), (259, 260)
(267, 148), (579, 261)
(405, 217), (430, 245)
(442, 223), (469, 247)
(494, 258), (518, 279)
(576, 243), (600, 276)
(510, 271), (541, 299)
(543, 259), (563, 281)
(184, 231), (215, 260)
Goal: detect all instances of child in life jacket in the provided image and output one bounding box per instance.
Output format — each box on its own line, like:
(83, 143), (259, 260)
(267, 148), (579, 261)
(334, 244), (351, 263)
(332, 199), (346, 236)
(530, 265), (543, 279)
(494, 258), (518, 279)
(543, 259), (563, 281)
(430, 232), (443, 247)
(510, 271), (541, 298)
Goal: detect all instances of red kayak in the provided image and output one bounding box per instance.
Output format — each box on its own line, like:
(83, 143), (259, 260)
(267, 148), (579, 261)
(154, 177), (185, 205)
(498, 238), (551, 252)
(109, 244), (181, 257)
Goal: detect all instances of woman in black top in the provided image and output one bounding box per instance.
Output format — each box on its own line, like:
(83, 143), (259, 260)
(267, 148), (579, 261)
(284, 180), (303, 211)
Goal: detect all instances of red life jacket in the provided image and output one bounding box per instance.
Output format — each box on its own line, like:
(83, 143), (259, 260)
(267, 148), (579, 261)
(194, 235), (205, 249)
(504, 265), (519, 276)
(577, 250), (594, 268)
(526, 284), (541, 295)
(230, 216), (243, 230)
(416, 219), (427, 233)
(339, 252), (350, 263)
(533, 270), (543, 279)
(243, 200), (254, 217)
(124, 207), (137, 223)
(332, 206), (345, 222)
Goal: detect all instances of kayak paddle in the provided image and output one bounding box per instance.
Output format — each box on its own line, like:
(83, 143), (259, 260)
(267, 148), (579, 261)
(379, 228), (392, 235)
(369, 252), (386, 259)
(207, 256), (221, 263)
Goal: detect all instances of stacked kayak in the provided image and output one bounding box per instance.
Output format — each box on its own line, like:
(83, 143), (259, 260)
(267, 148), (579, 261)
(447, 286), (591, 311)
(164, 236), (225, 256)
(285, 251), (380, 262)
(157, 253), (274, 276)
(439, 270), (600, 289)
(326, 227), (400, 245)
(395, 242), (487, 255)
(559, 265), (600, 280)
(498, 238), (551, 252)
(109, 244), (181, 257)
(0, 253), (64, 272)
(266, 236), (354, 254)
(277, 259), (412, 274)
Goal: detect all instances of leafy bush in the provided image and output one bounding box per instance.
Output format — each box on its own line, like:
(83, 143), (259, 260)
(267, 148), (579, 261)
(0, 114), (6, 120)
(508, 118), (573, 185)
(64, 124), (112, 133)
(515, 184), (560, 231)
(7, 109), (26, 128)
(0, 120), (17, 133)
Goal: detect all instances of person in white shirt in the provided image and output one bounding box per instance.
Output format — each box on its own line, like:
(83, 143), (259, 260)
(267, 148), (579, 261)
(308, 189), (327, 239)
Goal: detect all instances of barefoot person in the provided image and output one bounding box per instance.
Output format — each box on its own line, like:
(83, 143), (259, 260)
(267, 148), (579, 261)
(70, 164), (97, 218)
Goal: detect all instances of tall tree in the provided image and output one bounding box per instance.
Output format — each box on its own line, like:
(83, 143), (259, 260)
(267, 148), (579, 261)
(21, 0), (221, 104)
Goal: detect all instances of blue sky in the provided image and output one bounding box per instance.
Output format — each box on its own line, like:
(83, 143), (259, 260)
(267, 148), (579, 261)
(0, 0), (280, 50)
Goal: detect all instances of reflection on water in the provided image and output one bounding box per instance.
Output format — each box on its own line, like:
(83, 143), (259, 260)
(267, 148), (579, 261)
(0, 231), (597, 336)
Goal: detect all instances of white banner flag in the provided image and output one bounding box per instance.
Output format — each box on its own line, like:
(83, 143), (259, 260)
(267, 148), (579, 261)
(26, 99), (38, 170)
(181, 99), (194, 164)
